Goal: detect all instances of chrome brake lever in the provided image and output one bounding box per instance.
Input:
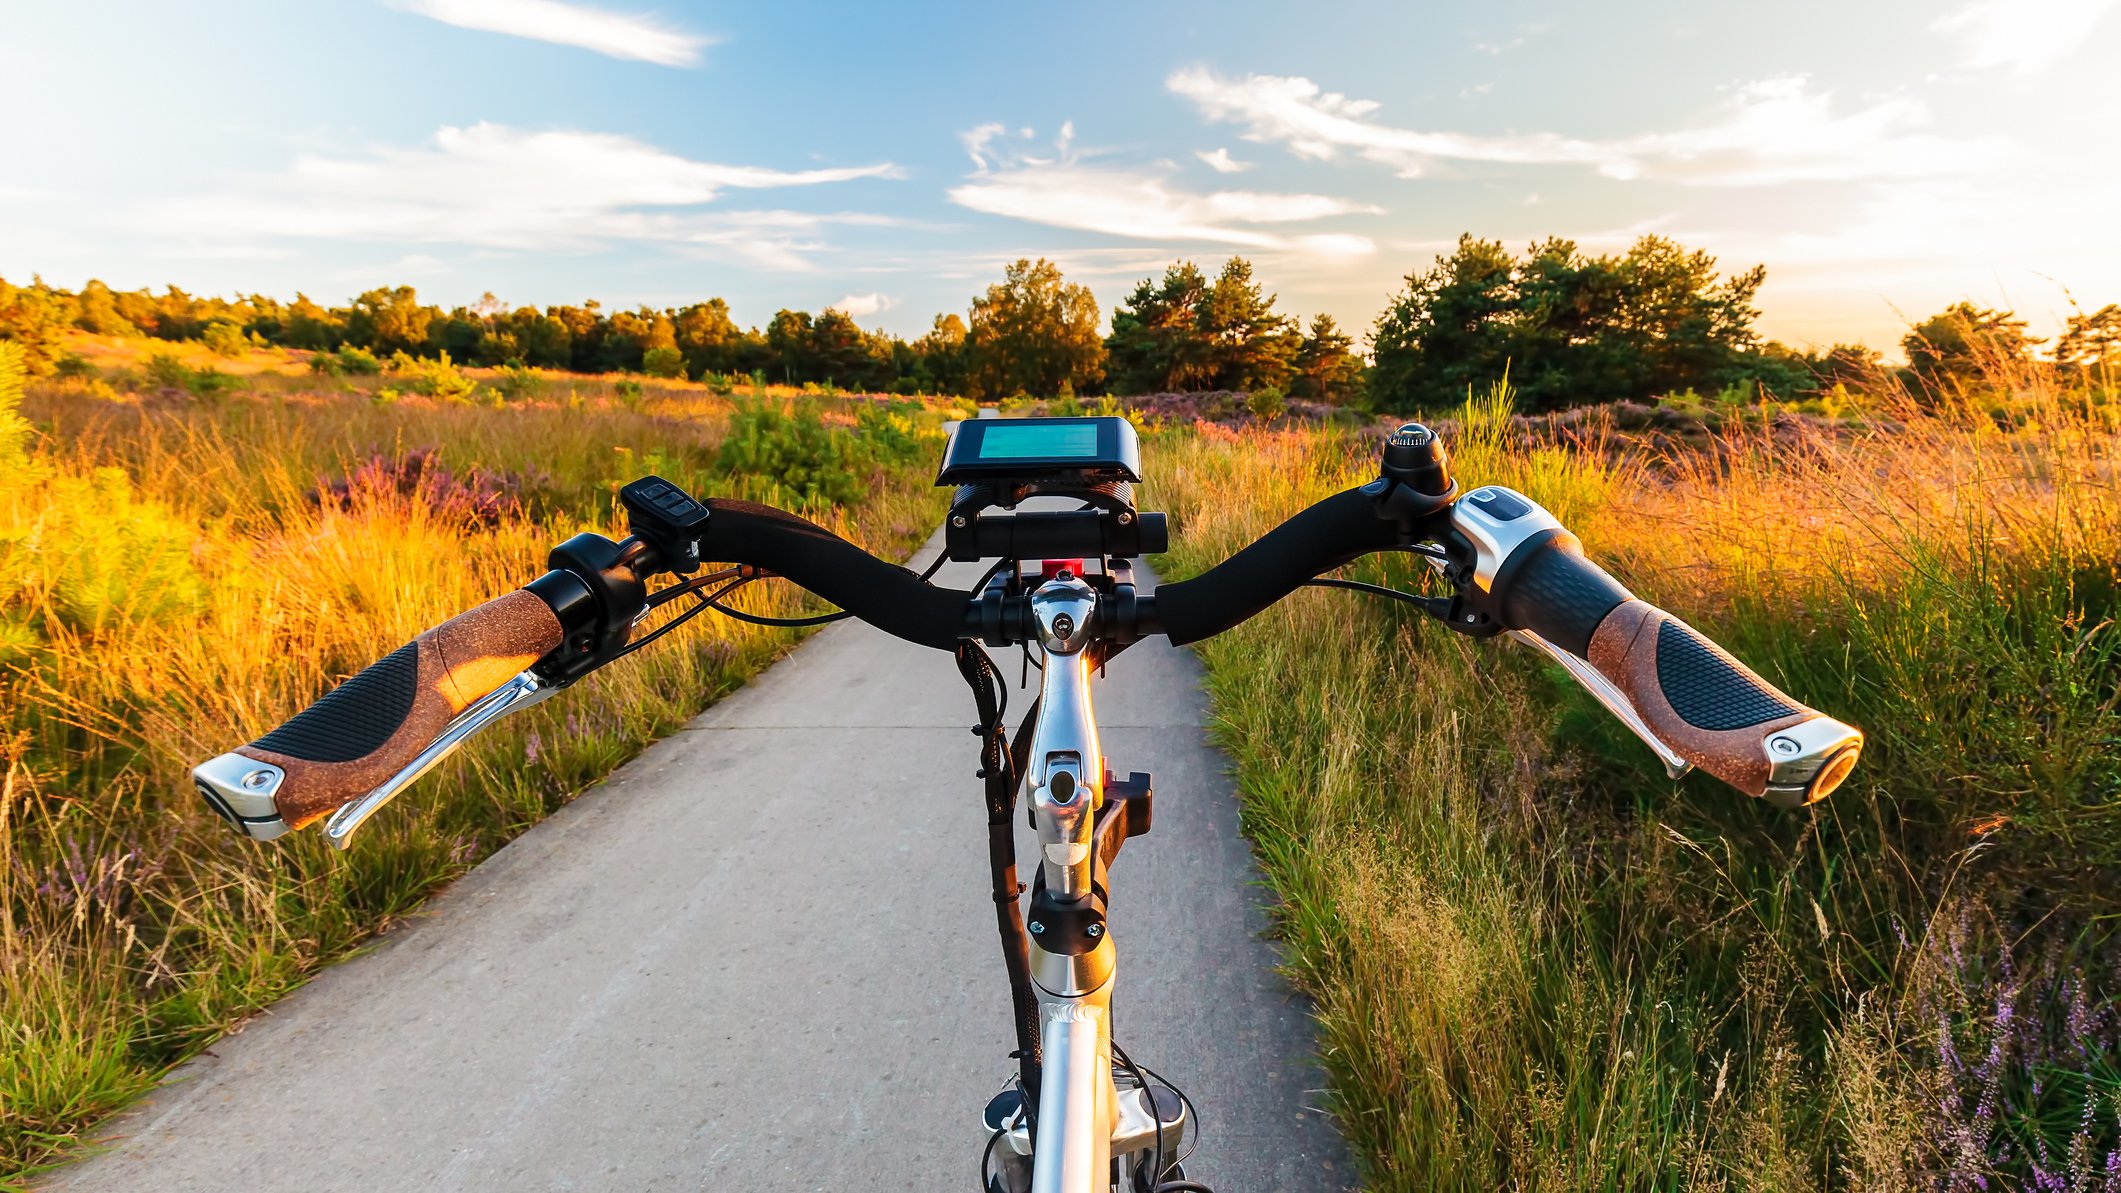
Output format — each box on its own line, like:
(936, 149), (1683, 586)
(1508, 629), (1692, 780)
(323, 671), (554, 850)
(1414, 549), (1692, 781)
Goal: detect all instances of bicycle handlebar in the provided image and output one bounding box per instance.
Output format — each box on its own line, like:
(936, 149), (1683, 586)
(1148, 487), (1403, 646)
(197, 474), (1859, 840)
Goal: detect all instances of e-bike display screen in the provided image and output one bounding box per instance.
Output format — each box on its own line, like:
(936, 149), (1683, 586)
(975, 422), (1101, 461)
(936, 416), (1142, 486)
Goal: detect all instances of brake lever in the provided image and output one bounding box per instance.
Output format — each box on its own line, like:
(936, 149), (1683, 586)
(1507, 629), (1693, 780)
(322, 671), (554, 850)
(1414, 553), (1692, 780)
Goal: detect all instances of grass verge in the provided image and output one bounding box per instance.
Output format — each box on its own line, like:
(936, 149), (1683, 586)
(1155, 384), (2120, 1189)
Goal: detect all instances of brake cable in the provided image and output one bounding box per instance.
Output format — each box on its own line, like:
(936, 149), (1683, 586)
(1300, 576), (1450, 619)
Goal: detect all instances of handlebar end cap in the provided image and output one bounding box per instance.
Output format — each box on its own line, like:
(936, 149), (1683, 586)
(1760, 719), (1864, 809)
(194, 753), (293, 841)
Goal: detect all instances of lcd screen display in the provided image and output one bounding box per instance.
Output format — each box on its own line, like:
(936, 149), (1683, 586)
(975, 422), (1101, 460)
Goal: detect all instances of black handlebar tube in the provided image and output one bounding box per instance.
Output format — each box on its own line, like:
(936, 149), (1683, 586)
(1150, 486), (1406, 646)
(700, 500), (973, 650)
(697, 489), (1411, 653)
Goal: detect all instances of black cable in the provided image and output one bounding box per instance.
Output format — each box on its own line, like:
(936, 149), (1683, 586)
(979, 1125), (1003, 1190)
(701, 574), (855, 628)
(1135, 1057), (1203, 1178)
(1111, 1041), (1165, 1190)
(614, 574), (741, 660)
(1301, 576), (1449, 618)
(703, 599), (855, 628)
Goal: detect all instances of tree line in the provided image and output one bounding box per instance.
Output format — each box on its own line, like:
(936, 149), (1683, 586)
(5, 240), (2115, 409)
(0, 258), (1362, 405)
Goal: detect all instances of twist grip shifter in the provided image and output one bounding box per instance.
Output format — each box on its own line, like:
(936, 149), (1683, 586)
(1444, 485), (1863, 807)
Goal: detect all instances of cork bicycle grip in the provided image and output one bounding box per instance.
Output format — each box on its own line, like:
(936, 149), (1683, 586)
(219, 590), (564, 832)
(1488, 529), (1862, 807)
(1583, 601), (1862, 806)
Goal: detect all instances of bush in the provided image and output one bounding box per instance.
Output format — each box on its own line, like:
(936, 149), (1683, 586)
(641, 346), (685, 379)
(201, 321), (249, 358)
(389, 350), (476, 402)
(493, 364), (542, 401)
(53, 353), (94, 380)
(714, 399), (870, 507)
(613, 379), (645, 411)
(144, 351), (190, 390)
(309, 346), (381, 377)
(1247, 386), (1286, 421)
(184, 367), (239, 402)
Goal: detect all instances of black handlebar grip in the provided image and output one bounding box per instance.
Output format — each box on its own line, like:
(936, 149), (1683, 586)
(1491, 529), (1634, 657)
(202, 590), (563, 834)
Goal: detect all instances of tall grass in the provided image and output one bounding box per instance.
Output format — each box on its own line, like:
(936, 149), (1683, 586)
(0, 342), (953, 1183)
(1155, 381), (2120, 1189)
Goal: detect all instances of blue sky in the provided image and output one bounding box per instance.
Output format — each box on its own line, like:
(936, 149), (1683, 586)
(4, 0), (2118, 355)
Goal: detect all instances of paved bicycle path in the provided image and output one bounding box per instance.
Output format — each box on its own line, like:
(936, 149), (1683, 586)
(46, 548), (1352, 1192)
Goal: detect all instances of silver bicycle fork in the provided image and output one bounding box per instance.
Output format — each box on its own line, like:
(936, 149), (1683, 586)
(983, 573), (1186, 1193)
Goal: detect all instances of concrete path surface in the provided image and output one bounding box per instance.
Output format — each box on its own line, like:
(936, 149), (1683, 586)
(46, 550), (1352, 1192)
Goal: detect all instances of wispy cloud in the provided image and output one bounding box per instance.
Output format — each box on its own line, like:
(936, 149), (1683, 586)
(389, 0), (713, 67)
(833, 291), (893, 316)
(156, 123), (900, 271)
(1195, 147), (1253, 174)
(948, 126), (1377, 256)
(1169, 67), (1999, 186)
(1931, 0), (2120, 72)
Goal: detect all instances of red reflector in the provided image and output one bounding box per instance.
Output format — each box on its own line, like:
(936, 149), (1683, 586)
(1040, 558), (1086, 580)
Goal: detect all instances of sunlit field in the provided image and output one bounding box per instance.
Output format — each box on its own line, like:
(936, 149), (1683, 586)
(0, 338), (956, 1181)
(1154, 376), (2120, 1189)
(3, 328), (2117, 1190)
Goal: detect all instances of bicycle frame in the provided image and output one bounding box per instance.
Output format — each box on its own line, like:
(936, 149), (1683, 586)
(982, 573), (1183, 1193)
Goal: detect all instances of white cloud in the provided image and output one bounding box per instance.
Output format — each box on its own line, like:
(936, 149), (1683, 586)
(960, 122), (1008, 170)
(1195, 147), (1253, 174)
(1168, 67), (1999, 186)
(390, 0), (713, 67)
(155, 123), (899, 271)
(833, 291), (893, 317)
(948, 126), (1377, 257)
(1931, 0), (2120, 72)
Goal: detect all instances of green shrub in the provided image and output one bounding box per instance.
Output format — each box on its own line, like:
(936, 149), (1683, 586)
(613, 379), (645, 411)
(200, 321), (249, 358)
(493, 364), (542, 401)
(389, 351), (476, 402)
(184, 367), (239, 402)
(53, 353), (94, 380)
(714, 399), (870, 507)
(338, 346), (382, 375)
(1247, 385), (1286, 421)
(309, 345), (383, 377)
(144, 351), (190, 389)
(852, 400), (937, 467)
(641, 346), (685, 379)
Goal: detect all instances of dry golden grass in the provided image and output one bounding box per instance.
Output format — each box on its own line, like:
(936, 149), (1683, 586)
(0, 338), (953, 1182)
(1153, 380), (2120, 1189)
